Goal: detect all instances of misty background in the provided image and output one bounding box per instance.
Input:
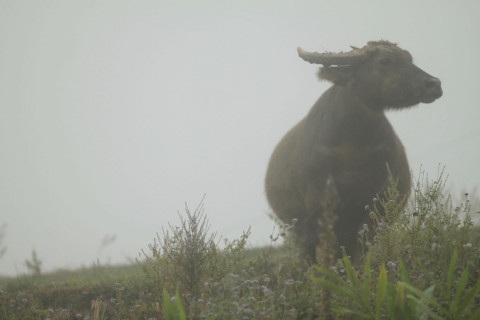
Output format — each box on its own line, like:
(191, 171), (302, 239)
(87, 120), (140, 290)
(1, 1), (479, 276)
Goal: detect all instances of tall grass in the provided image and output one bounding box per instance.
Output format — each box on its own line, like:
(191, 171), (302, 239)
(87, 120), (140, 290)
(315, 169), (480, 319)
(0, 169), (479, 319)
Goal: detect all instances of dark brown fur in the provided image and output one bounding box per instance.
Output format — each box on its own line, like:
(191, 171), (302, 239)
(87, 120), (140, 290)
(265, 41), (442, 261)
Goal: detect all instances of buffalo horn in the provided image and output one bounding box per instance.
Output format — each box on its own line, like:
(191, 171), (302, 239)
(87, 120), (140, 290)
(297, 47), (365, 66)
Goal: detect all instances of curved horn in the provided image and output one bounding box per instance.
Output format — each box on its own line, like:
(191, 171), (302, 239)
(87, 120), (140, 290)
(297, 47), (365, 66)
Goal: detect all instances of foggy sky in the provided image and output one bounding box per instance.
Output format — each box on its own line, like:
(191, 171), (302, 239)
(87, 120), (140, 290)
(1, 0), (479, 276)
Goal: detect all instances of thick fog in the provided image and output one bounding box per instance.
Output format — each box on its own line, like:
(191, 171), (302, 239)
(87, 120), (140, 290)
(1, 1), (479, 276)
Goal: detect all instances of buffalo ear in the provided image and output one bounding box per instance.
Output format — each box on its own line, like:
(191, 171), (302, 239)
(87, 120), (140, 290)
(318, 66), (353, 85)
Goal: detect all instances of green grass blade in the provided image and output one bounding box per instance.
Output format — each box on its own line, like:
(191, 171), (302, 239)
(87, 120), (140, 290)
(315, 263), (365, 306)
(402, 283), (447, 319)
(163, 288), (175, 320)
(466, 307), (480, 320)
(407, 293), (444, 320)
(363, 254), (371, 275)
(332, 306), (372, 319)
(412, 286), (443, 320)
(315, 265), (348, 287)
(375, 264), (387, 320)
(451, 267), (469, 313)
(399, 260), (410, 284)
(361, 277), (372, 313)
(394, 282), (411, 319)
(314, 278), (362, 304)
(343, 254), (358, 288)
(402, 283), (438, 306)
(386, 283), (398, 319)
(361, 255), (372, 313)
(163, 288), (186, 320)
(446, 250), (458, 297)
(457, 279), (480, 315)
(174, 290), (186, 320)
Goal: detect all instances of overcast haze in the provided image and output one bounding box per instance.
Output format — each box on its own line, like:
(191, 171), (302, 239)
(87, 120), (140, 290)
(1, 1), (479, 276)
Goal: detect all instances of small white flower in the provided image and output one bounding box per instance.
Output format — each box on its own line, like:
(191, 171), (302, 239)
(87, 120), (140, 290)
(285, 279), (295, 286)
(262, 286), (272, 294)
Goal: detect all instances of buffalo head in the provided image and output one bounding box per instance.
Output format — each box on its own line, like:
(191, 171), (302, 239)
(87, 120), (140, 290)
(298, 41), (442, 109)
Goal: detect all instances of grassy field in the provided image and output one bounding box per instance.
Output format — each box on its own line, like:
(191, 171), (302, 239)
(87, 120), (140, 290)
(1, 172), (480, 320)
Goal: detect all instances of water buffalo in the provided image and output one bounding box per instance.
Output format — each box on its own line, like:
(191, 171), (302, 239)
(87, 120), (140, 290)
(265, 41), (442, 261)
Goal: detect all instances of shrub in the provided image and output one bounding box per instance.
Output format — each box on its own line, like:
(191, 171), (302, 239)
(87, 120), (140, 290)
(365, 169), (479, 287)
(315, 251), (480, 320)
(314, 168), (480, 319)
(138, 195), (251, 318)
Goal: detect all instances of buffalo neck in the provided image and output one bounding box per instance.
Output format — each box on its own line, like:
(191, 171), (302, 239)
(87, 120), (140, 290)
(304, 85), (394, 147)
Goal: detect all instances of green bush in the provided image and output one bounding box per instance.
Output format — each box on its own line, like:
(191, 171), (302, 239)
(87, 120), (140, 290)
(138, 196), (252, 319)
(315, 252), (480, 320)
(314, 169), (480, 319)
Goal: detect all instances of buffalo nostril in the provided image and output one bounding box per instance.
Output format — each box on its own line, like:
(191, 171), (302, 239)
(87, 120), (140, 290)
(425, 77), (441, 89)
